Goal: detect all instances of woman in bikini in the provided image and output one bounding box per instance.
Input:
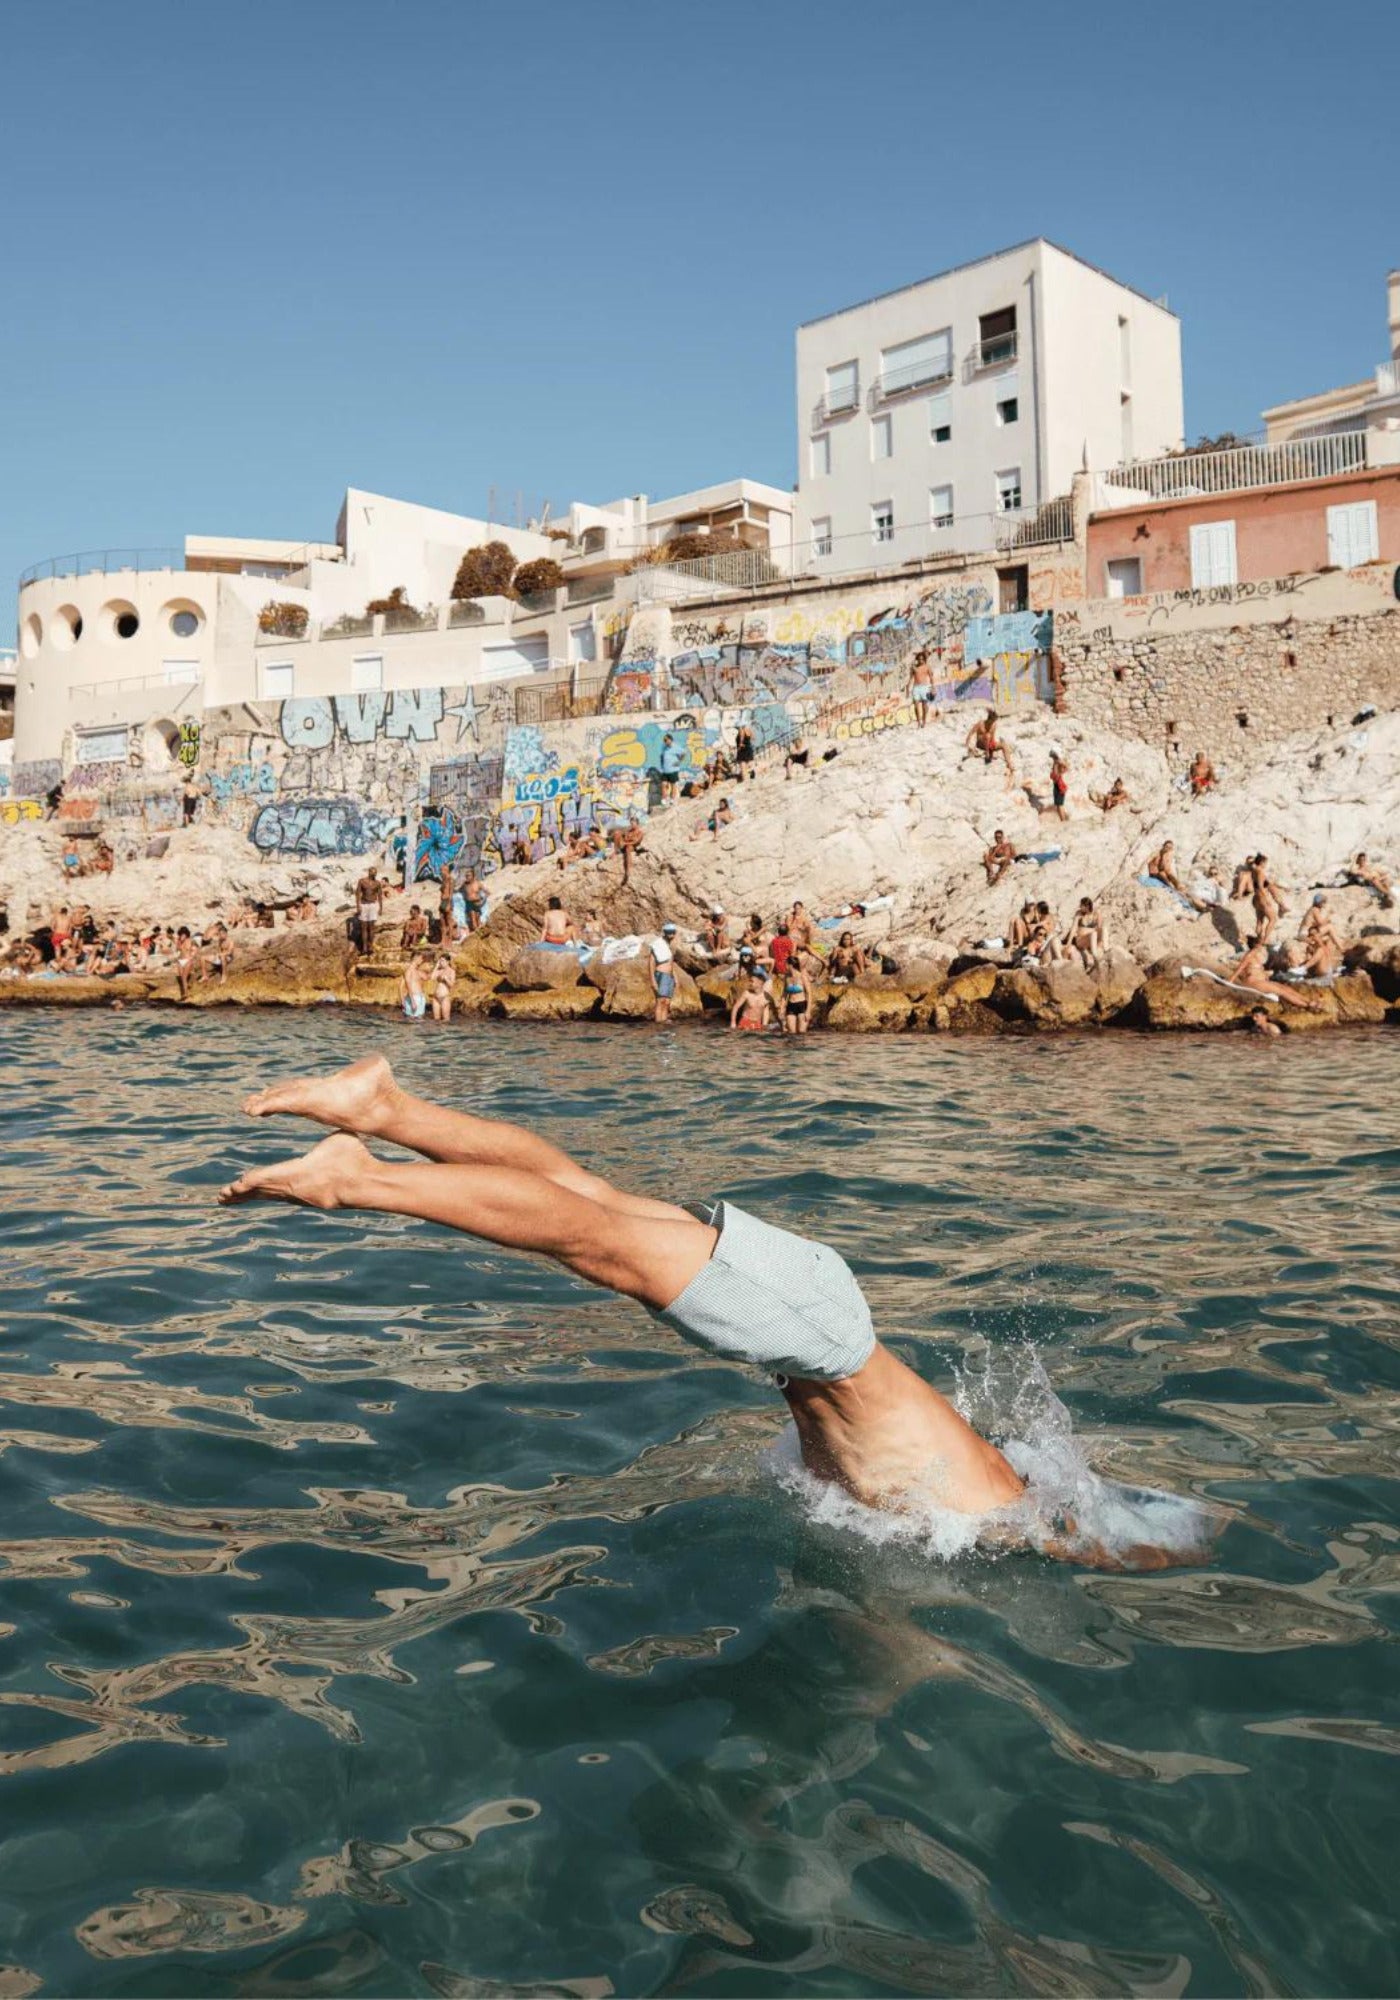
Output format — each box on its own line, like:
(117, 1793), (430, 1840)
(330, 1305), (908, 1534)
(1063, 897), (1106, 973)
(827, 932), (867, 984)
(781, 955), (813, 1036)
(430, 954), (457, 1023)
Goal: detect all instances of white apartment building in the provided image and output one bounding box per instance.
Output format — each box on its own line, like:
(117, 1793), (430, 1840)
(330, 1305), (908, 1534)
(1262, 270), (1400, 444)
(796, 238), (1183, 577)
(11, 480), (792, 771)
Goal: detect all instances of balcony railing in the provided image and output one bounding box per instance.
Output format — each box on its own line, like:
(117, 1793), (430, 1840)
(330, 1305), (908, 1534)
(970, 332), (1018, 371)
(564, 574), (614, 606)
(20, 548), (185, 587)
(516, 588), (559, 616)
(320, 613), (375, 640)
(995, 494), (1073, 549)
(1092, 430), (1368, 508)
(817, 385), (861, 421)
(874, 359), (953, 401)
(448, 599), (486, 626)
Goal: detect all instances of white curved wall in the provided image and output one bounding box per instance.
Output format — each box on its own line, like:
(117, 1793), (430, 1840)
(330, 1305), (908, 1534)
(12, 568), (216, 766)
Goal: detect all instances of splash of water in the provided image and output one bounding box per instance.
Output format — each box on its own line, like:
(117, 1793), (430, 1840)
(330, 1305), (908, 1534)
(771, 1347), (1218, 1567)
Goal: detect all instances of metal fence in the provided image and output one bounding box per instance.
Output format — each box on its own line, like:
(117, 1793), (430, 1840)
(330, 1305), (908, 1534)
(19, 549), (185, 586)
(634, 498), (1077, 602)
(1093, 431), (1368, 507)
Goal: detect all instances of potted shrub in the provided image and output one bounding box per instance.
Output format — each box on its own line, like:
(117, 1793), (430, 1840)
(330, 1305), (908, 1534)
(452, 542), (518, 601)
(258, 600), (309, 638)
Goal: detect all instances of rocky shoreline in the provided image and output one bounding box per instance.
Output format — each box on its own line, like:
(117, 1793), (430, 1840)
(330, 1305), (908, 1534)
(5, 887), (1397, 1036)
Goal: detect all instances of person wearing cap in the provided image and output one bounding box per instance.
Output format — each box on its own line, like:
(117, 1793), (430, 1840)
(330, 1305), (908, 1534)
(1049, 749), (1070, 822)
(649, 922), (678, 1023)
(702, 908), (729, 955)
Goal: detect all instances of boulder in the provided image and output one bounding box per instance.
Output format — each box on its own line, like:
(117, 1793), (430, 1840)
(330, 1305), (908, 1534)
(1268, 972), (1387, 1032)
(490, 987), (602, 1022)
(1348, 940), (1400, 1002)
(697, 969), (744, 1012)
(454, 900), (540, 985)
(1131, 971), (1259, 1031)
(989, 965), (1097, 1029)
(599, 957), (703, 1020)
(505, 946), (586, 992)
(183, 928), (350, 1007)
(824, 985), (914, 1032)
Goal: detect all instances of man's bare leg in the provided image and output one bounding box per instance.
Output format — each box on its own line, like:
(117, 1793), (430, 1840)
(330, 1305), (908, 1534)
(242, 1055), (682, 1221)
(217, 1129), (1024, 1518)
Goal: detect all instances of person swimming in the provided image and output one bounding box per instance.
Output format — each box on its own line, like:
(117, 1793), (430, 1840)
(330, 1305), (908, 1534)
(218, 1058), (1206, 1568)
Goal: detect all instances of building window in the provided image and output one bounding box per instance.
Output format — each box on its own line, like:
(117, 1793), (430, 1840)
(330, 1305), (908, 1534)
(1105, 557), (1142, 598)
(871, 413), (893, 460)
(811, 516), (832, 558)
(872, 502), (894, 546)
(928, 390), (951, 444)
(996, 396), (1018, 426)
(262, 662), (295, 699)
(998, 565), (1029, 613)
(1189, 520), (1238, 588)
(995, 468), (1022, 513)
(824, 360), (859, 415)
(1326, 500), (1379, 568)
(930, 485), (954, 530)
(74, 725), (129, 765)
(810, 431), (831, 478)
(568, 621), (597, 664)
(1120, 392), (1134, 464)
(169, 608), (201, 638)
(352, 653), (384, 691)
(1118, 313), (1132, 386)
(579, 526), (608, 556)
(879, 327), (952, 396)
(978, 307), (1017, 367)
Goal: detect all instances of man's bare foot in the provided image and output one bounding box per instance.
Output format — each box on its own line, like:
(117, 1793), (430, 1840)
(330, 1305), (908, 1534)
(218, 1133), (370, 1209)
(243, 1054), (398, 1134)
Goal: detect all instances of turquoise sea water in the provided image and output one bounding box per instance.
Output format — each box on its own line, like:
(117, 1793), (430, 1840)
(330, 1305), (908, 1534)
(1, 1010), (1398, 1998)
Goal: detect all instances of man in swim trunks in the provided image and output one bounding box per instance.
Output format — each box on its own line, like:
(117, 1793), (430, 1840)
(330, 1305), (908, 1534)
(734, 725), (756, 783)
(614, 818), (645, 886)
(1189, 751), (1217, 797)
(907, 649), (935, 727)
(462, 869), (488, 932)
(356, 868), (384, 958)
(983, 829), (1016, 886)
(399, 952), (429, 1020)
(965, 709), (1014, 785)
(219, 1055), (1028, 1519)
(729, 971), (773, 1033)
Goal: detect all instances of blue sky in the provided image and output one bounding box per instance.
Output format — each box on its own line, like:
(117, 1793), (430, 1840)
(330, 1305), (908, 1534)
(4, 0), (1397, 599)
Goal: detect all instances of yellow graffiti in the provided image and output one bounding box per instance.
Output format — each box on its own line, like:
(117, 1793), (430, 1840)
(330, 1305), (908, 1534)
(1, 800), (44, 825)
(832, 702), (917, 741)
(989, 651), (1045, 712)
(599, 727), (648, 771)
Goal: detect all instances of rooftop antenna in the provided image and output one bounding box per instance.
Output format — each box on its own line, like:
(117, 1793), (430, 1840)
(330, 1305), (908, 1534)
(487, 485), (497, 528)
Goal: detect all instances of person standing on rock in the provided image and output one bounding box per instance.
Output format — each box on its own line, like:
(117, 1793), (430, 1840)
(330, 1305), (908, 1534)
(657, 734), (683, 805)
(734, 725), (757, 783)
(181, 775), (202, 827)
(649, 922), (678, 1024)
(463, 868), (489, 932)
(1049, 749), (1070, 821)
(614, 817), (645, 886)
(438, 862), (457, 944)
(907, 650), (936, 727)
(356, 867), (385, 958)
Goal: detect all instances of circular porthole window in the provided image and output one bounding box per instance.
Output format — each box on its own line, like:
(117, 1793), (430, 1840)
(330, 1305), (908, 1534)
(102, 600), (140, 642)
(21, 613), (43, 658)
(52, 605), (84, 648)
(168, 607), (202, 639)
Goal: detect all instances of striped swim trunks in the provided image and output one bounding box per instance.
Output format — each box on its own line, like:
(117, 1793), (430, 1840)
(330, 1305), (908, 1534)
(650, 1200), (876, 1383)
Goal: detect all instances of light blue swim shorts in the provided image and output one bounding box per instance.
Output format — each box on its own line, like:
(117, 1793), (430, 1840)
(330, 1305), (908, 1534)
(651, 1200), (875, 1383)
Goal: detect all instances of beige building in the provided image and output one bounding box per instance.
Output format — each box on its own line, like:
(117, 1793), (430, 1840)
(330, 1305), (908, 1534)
(795, 238), (1183, 577)
(1262, 271), (1400, 443)
(11, 481), (793, 777)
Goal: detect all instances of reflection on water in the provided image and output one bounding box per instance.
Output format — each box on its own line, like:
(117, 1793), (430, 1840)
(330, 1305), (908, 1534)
(1, 1012), (1398, 1996)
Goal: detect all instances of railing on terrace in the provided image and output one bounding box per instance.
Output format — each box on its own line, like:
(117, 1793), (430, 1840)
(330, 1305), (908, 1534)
(969, 332), (1018, 372)
(564, 573), (614, 606)
(516, 588), (559, 616)
(448, 599), (486, 626)
(1093, 431), (1368, 507)
(69, 672), (204, 700)
(635, 499), (1077, 601)
(20, 549), (185, 587)
(873, 359), (953, 402)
